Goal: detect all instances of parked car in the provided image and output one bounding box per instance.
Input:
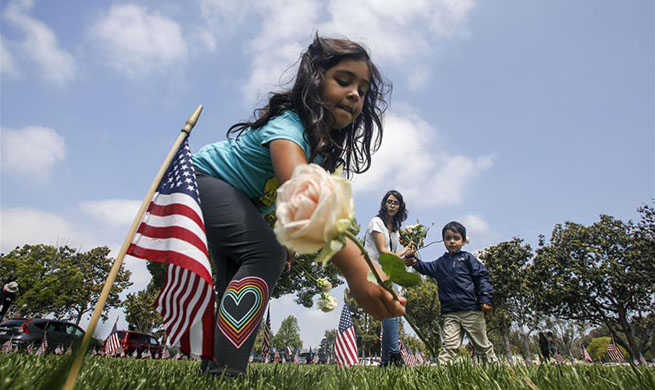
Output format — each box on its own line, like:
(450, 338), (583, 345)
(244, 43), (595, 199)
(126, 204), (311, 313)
(103, 330), (164, 358)
(0, 318), (96, 351)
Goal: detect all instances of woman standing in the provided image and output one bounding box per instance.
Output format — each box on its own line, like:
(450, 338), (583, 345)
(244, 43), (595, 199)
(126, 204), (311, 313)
(364, 190), (413, 366)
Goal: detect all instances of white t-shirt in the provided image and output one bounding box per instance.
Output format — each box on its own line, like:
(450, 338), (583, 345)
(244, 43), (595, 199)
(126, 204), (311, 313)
(364, 216), (400, 263)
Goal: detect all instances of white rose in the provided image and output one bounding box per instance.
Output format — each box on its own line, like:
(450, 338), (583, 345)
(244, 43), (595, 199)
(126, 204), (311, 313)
(316, 277), (333, 293)
(316, 295), (338, 312)
(274, 164), (354, 260)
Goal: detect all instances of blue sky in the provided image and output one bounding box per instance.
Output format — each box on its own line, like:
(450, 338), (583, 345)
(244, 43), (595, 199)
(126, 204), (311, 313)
(1, 0), (653, 349)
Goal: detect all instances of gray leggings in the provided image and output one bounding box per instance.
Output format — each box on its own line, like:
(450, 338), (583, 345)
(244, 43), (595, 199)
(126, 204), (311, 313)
(196, 170), (286, 373)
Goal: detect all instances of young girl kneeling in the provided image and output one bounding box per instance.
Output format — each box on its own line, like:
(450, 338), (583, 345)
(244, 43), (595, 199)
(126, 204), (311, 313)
(192, 34), (404, 375)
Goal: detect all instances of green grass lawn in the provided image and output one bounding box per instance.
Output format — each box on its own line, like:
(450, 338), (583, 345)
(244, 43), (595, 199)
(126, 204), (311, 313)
(1, 353), (654, 390)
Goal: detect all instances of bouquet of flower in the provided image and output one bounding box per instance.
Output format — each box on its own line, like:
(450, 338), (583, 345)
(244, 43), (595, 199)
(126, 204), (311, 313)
(399, 222), (431, 249)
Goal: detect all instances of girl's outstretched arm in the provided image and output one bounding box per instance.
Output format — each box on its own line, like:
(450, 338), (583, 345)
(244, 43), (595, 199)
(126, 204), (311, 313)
(331, 239), (407, 320)
(270, 139), (308, 183)
(270, 139), (405, 319)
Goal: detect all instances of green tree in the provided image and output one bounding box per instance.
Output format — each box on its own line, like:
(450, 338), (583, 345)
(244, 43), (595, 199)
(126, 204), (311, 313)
(124, 283), (163, 334)
(479, 238), (535, 363)
(272, 315), (302, 351)
(587, 336), (628, 362)
(319, 329), (337, 358)
(0, 244), (131, 323)
(402, 277), (441, 358)
(530, 209), (655, 360)
(59, 246), (132, 324)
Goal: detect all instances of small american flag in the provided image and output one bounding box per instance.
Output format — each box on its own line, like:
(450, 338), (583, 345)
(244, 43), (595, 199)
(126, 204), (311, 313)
(273, 349), (281, 363)
(1, 339), (13, 352)
(399, 339), (417, 366)
(334, 302), (358, 367)
(581, 345), (592, 363)
(639, 352), (648, 366)
(104, 320), (123, 356)
(415, 351), (425, 366)
(607, 340), (625, 362)
(127, 139), (214, 359)
(35, 335), (47, 355)
(261, 308), (271, 358)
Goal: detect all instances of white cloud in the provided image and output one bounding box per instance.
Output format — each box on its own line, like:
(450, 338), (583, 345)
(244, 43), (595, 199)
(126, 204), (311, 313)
(351, 107), (493, 207)
(1, 35), (19, 78)
(240, 0), (321, 101)
(460, 214), (490, 235)
(319, 0), (475, 90)
(1, 126), (66, 182)
(196, 0), (255, 51)
(88, 4), (188, 78)
(79, 199), (141, 228)
(1, 208), (81, 253)
(2, 0), (76, 84)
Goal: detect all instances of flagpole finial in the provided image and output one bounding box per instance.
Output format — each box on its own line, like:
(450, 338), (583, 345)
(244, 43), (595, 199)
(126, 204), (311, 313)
(182, 105), (203, 134)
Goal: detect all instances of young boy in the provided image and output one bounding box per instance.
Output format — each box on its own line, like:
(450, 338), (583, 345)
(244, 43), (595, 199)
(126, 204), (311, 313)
(405, 221), (498, 364)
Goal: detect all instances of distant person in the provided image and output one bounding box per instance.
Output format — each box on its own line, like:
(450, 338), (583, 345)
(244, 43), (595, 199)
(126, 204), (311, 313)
(363, 190), (414, 366)
(538, 332), (551, 364)
(0, 281), (19, 321)
(547, 331), (559, 363)
(405, 221), (497, 364)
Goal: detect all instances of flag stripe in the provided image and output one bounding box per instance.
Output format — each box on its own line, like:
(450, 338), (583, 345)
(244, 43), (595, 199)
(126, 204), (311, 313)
(128, 244), (212, 284)
(137, 224), (208, 254)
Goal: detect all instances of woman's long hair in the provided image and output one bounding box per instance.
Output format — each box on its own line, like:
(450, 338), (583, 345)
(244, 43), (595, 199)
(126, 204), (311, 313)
(376, 190), (408, 232)
(227, 34), (392, 176)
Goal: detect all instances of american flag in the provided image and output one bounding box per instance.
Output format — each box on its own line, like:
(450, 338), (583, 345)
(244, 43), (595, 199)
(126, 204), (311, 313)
(399, 339), (418, 366)
(273, 349), (281, 363)
(104, 320), (123, 357)
(284, 344), (292, 357)
(581, 345), (592, 363)
(1, 339), (13, 352)
(334, 302), (358, 367)
(36, 335), (47, 355)
(607, 340), (625, 362)
(127, 139), (214, 359)
(261, 308), (271, 358)
(415, 351), (425, 366)
(638, 352), (648, 366)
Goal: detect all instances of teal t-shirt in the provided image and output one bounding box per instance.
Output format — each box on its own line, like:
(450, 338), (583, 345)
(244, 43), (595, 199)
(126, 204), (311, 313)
(192, 110), (314, 214)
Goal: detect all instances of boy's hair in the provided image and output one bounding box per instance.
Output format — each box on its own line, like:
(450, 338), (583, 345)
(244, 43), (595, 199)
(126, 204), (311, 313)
(227, 33), (392, 176)
(376, 190), (408, 232)
(442, 221), (466, 240)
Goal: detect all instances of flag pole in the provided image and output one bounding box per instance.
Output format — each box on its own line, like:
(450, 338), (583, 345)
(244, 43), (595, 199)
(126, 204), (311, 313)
(64, 105), (203, 390)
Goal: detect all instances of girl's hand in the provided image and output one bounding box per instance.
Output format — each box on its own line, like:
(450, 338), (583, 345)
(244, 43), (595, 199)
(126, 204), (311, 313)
(331, 239), (406, 320)
(348, 277), (406, 320)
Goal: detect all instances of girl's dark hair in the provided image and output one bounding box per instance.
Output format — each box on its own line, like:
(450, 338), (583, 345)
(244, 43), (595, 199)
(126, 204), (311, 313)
(227, 33), (391, 176)
(442, 221), (466, 240)
(377, 190), (408, 232)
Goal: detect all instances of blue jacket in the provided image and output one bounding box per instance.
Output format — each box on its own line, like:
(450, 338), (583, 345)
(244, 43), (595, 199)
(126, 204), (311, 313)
(413, 251), (493, 314)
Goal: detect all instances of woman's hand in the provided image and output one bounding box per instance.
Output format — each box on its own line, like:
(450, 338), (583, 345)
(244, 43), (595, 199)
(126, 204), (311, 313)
(403, 255), (417, 267)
